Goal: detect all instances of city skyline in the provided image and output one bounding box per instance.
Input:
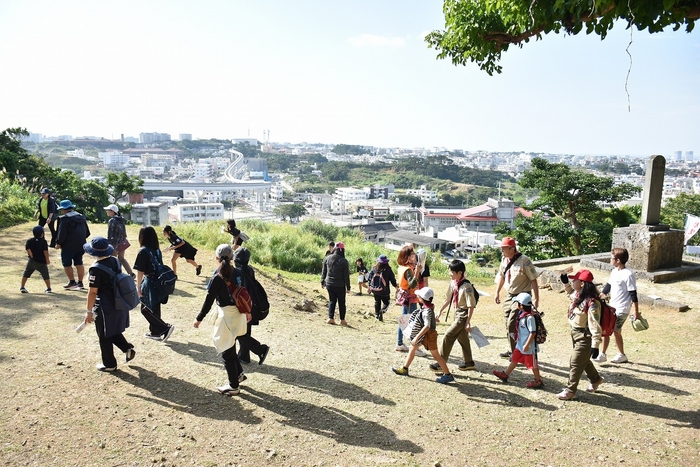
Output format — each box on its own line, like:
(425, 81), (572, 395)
(1, 1), (699, 156)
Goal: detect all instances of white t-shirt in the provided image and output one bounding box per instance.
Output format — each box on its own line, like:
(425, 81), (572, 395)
(608, 267), (636, 316)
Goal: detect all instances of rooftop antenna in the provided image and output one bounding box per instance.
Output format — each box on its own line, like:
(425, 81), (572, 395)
(498, 181), (501, 200)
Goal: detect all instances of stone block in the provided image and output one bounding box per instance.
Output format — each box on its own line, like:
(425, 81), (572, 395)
(612, 225), (684, 272)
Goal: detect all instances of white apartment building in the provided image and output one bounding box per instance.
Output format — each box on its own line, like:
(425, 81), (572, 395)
(269, 184), (284, 201)
(100, 150), (130, 168)
(141, 153), (176, 168)
(193, 163), (213, 180)
(183, 190), (223, 203)
(169, 203), (225, 223)
(406, 185), (439, 203)
(331, 187), (368, 214)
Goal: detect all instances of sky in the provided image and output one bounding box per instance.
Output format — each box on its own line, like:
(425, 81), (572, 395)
(1, 1), (699, 156)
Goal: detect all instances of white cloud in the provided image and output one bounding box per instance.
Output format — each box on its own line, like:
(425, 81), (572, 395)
(348, 34), (405, 47)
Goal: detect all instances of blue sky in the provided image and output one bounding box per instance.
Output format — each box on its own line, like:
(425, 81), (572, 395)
(1, 0), (698, 156)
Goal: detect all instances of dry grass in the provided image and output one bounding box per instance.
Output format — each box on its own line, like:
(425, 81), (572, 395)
(1, 222), (699, 467)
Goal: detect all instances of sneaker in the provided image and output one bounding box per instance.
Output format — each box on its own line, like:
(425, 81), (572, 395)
(20, 287), (28, 293)
(69, 282), (82, 291)
(428, 362), (443, 373)
(326, 318), (336, 325)
(526, 379), (544, 389)
(63, 280), (77, 289)
(238, 373), (247, 383)
(499, 350), (512, 359)
(145, 333), (162, 341)
(216, 384), (240, 396)
(161, 325), (175, 342)
(436, 373), (455, 384)
(340, 320), (348, 326)
(492, 370), (509, 383)
(414, 348), (426, 357)
(44, 288), (52, 294)
(392, 366), (409, 376)
(593, 352), (607, 363)
(395, 344), (409, 352)
(458, 362), (476, 371)
(586, 377), (605, 393)
(125, 348), (136, 363)
(611, 353), (628, 364)
(258, 345), (270, 365)
(556, 388), (576, 400)
(77, 282), (85, 290)
(196, 265), (202, 276)
(96, 364), (117, 372)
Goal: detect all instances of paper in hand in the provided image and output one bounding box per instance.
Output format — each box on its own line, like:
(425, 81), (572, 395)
(469, 326), (490, 348)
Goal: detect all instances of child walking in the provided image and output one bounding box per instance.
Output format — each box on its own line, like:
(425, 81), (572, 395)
(20, 226), (52, 293)
(392, 287), (455, 384)
(355, 258), (369, 295)
(492, 293), (543, 388)
(367, 255), (398, 321)
(162, 225), (202, 276)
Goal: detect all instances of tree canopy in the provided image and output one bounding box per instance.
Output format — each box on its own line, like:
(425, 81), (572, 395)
(496, 158), (640, 258)
(661, 193), (700, 245)
(426, 0), (700, 75)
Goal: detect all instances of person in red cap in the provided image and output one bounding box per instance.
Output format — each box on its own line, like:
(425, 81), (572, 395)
(556, 269), (604, 400)
(494, 237), (540, 359)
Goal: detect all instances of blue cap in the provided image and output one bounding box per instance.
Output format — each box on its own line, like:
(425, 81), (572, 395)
(58, 199), (75, 210)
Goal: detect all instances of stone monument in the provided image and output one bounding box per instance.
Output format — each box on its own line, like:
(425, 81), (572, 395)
(611, 155), (684, 271)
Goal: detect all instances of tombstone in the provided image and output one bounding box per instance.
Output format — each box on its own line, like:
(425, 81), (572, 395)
(611, 155), (684, 271)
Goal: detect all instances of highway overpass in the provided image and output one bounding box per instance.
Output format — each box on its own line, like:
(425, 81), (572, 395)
(142, 181), (271, 191)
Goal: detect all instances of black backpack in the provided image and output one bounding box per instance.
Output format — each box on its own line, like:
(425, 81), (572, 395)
(147, 250), (177, 303)
(369, 269), (389, 295)
(93, 259), (140, 312)
(458, 278), (480, 305)
(240, 267), (270, 321)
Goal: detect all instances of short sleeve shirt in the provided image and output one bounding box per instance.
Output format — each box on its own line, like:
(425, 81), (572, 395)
(515, 312), (537, 354)
(167, 231), (184, 248)
(88, 257), (119, 290)
(498, 254), (538, 295)
(608, 267), (636, 315)
(26, 238), (48, 264)
(444, 280), (477, 310)
(133, 247), (159, 275)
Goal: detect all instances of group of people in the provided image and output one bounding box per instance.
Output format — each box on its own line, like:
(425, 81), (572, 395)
(318, 236), (640, 398)
(22, 189), (269, 396)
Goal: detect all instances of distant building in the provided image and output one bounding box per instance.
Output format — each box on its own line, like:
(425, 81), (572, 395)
(100, 150), (129, 168)
(233, 138), (259, 146)
(406, 185), (439, 203)
(247, 158), (269, 180)
(139, 132), (171, 144)
(418, 198), (521, 235)
(129, 202), (169, 226)
(179, 133), (193, 141)
(169, 203), (225, 223)
(350, 221), (398, 244)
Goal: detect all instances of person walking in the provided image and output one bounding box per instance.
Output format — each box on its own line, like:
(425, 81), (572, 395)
(81, 236), (135, 372)
(557, 269), (605, 400)
(494, 237), (539, 359)
(355, 258), (369, 295)
(34, 187), (58, 247)
(492, 293), (544, 389)
(104, 204), (134, 278)
(367, 255), (398, 321)
(20, 225), (52, 294)
(54, 199), (91, 290)
(392, 287), (454, 384)
(395, 245), (422, 354)
(194, 244), (251, 396)
(320, 242), (351, 326)
(162, 225), (202, 276)
(233, 246), (270, 365)
(133, 226), (175, 342)
(430, 260), (477, 372)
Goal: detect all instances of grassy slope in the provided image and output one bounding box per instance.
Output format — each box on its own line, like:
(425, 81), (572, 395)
(0, 222), (699, 466)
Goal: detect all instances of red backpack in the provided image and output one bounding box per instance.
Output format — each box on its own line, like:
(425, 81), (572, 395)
(599, 299), (617, 338)
(586, 298), (617, 337)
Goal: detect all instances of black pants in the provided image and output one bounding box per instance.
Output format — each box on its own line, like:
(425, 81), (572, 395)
(327, 286), (347, 320)
(39, 216), (56, 247)
(140, 301), (170, 337)
(238, 322), (265, 363)
(95, 310), (133, 368)
(373, 294), (390, 319)
(222, 343), (243, 387)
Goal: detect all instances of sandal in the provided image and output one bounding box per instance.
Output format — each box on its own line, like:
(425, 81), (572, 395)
(526, 379), (544, 389)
